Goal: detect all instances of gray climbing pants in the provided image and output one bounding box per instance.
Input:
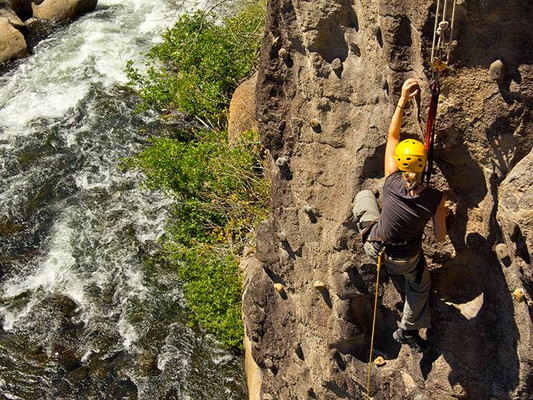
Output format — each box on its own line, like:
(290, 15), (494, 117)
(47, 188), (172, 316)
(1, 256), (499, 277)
(352, 190), (381, 232)
(353, 190), (431, 331)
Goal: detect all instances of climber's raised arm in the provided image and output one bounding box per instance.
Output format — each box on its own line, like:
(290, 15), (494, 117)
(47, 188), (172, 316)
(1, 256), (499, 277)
(384, 78), (420, 177)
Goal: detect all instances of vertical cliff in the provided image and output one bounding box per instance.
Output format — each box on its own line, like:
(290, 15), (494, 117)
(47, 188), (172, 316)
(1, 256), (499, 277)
(242, 0), (533, 398)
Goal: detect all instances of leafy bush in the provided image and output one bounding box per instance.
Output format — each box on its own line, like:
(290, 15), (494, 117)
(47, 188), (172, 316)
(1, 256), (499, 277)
(125, 129), (269, 245)
(165, 241), (245, 348)
(126, 1), (266, 129)
(125, 0), (267, 351)
(124, 129), (268, 349)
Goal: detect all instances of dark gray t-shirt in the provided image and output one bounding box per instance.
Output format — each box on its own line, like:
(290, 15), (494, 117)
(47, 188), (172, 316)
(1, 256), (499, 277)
(368, 171), (443, 258)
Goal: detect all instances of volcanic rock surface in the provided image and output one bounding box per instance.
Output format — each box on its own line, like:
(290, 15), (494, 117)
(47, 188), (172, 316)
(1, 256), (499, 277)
(242, 0), (533, 399)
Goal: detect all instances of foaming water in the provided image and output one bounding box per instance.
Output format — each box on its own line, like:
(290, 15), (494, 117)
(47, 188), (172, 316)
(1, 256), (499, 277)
(0, 1), (246, 399)
(0, 1), (175, 134)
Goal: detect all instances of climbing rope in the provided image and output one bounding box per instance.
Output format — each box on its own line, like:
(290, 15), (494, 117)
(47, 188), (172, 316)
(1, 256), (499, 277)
(429, 0), (457, 72)
(366, 249), (384, 400)
(447, 0), (458, 63)
(365, 5), (458, 397)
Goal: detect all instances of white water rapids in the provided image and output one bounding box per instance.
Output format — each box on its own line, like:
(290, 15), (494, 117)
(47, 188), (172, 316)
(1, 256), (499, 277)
(0, 1), (246, 398)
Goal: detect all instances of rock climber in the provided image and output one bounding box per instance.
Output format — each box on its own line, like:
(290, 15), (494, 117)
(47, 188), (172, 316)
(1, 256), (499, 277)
(353, 78), (448, 353)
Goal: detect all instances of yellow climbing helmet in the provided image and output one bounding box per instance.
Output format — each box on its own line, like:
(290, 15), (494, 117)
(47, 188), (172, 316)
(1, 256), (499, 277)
(394, 139), (427, 173)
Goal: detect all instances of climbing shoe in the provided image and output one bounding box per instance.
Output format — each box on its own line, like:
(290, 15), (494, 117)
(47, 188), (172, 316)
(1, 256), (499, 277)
(393, 328), (431, 353)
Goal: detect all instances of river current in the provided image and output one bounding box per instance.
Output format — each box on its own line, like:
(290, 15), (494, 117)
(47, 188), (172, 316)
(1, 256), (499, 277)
(0, 1), (246, 398)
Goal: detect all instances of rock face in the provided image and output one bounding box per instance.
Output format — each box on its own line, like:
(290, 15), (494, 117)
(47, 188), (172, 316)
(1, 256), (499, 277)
(243, 0), (533, 399)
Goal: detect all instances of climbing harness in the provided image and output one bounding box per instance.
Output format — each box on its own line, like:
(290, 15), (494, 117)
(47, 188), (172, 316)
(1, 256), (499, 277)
(423, 78), (440, 186)
(366, 249), (384, 400)
(424, 0), (456, 185)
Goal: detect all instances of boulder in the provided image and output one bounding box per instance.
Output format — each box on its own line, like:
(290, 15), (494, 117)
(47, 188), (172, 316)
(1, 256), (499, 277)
(0, 0), (25, 28)
(227, 72), (258, 144)
(32, 0), (97, 23)
(0, 15), (28, 63)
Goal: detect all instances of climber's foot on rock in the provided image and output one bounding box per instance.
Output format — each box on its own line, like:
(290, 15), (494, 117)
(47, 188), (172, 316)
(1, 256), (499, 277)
(393, 328), (431, 353)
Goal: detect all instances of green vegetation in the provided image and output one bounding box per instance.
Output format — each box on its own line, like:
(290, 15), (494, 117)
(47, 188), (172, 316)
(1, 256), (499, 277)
(124, 1), (267, 350)
(125, 1), (265, 129)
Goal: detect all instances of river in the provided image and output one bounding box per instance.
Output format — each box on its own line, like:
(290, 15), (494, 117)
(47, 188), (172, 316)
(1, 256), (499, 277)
(0, 1), (246, 398)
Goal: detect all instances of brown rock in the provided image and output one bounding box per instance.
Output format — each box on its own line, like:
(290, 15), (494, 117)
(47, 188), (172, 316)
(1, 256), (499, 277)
(243, 0), (533, 398)
(32, 0), (97, 23)
(227, 72), (258, 145)
(0, 1), (25, 28)
(498, 149), (533, 257)
(0, 15), (28, 63)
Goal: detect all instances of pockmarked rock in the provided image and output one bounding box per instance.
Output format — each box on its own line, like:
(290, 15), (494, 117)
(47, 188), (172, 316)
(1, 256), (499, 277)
(243, 0), (533, 398)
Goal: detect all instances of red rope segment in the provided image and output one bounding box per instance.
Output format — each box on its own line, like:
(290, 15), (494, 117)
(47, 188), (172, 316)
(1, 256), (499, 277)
(424, 79), (440, 186)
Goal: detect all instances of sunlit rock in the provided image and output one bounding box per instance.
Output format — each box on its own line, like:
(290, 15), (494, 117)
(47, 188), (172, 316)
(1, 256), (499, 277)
(32, 0), (97, 23)
(0, 15), (28, 63)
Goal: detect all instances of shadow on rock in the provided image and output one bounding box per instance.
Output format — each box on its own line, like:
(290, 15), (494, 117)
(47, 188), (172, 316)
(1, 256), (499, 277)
(428, 245), (519, 398)
(356, 262), (403, 361)
(420, 345), (442, 379)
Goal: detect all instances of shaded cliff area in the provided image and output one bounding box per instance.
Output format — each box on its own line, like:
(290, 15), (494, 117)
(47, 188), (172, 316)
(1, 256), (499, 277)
(242, 0), (533, 399)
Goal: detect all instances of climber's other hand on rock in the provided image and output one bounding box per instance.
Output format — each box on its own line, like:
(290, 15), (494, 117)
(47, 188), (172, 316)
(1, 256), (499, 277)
(400, 78), (419, 105)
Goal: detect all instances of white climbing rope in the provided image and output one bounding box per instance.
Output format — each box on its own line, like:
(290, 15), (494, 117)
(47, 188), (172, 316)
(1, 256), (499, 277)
(430, 0), (441, 65)
(430, 0), (458, 72)
(447, 0), (458, 63)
